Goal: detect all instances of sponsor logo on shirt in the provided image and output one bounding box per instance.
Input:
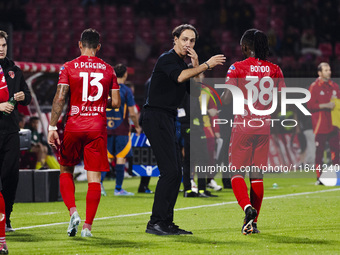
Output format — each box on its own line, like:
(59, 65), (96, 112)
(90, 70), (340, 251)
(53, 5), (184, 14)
(320, 91), (325, 95)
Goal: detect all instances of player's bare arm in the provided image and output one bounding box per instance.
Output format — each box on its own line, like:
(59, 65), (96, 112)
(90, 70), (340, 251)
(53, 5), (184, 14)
(128, 106), (142, 136)
(221, 89), (232, 105)
(111, 89), (121, 108)
(177, 54), (226, 83)
(48, 84), (69, 148)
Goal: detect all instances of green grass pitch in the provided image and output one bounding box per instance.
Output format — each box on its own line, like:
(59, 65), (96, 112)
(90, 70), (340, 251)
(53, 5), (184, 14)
(7, 173), (340, 254)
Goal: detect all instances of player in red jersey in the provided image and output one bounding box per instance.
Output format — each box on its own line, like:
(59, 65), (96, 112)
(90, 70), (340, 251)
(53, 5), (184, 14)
(47, 29), (120, 238)
(222, 29), (285, 235)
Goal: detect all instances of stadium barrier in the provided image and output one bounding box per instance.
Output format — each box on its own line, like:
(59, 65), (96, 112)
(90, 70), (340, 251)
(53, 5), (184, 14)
(15, 169), (62, 203)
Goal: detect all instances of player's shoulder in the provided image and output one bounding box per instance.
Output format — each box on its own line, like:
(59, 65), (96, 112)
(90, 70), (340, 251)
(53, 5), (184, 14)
(309, 78), (320, 90)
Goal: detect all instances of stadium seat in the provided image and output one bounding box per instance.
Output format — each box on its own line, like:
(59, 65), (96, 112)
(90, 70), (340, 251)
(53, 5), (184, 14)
(140, 31), (153, 45)
(34, 0), (50, 6)
(24, 31), (39, 45)
(71, 7), (85, 20)
(335, 43), (340, 59)
(88, 20), (102, 31)
(55, 32), (72, 45)
(122, 19), (135, 33)
(104, 6), (118, 19)
(281, 56), (297, 70)
(104, 32), (119, 44)
(50, 0), (64, 6)
(104, 19), (119, 31)
(36, 44), (52, 62)
(40, 31), (55, 45)
(72, 20), (87, 33)
(13, 47), (20, 60)
(39, 21), (55, 31)
(221, 31), (233, 43)
(56, 20), (71, 32)
(39, 7), (54, 22)
(170, 18), (182, 29)
(52, 45), (69, 63)
(21, 45), (37, 62)
(138, 18), (151, 32)
(318, 43), (333, 57)
(157, 31), (170, 44)
(220, 44), (233, 57)
(271, 5), (286, 19)
(12, 32), (23, 46)
(55, 7), (69, 21)
(25, 6), (38, 24)
(100, 45), (116, 59)
(121, 6), (134, 19)
(88, 6), (102, 20)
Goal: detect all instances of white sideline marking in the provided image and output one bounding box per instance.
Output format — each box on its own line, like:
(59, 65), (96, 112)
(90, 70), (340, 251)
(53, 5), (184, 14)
(15, 188), (340, 231)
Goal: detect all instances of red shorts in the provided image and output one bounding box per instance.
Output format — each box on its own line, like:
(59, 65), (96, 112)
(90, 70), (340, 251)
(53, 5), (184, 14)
(59, 131), (109, 172)
(229, 132), (269, 172)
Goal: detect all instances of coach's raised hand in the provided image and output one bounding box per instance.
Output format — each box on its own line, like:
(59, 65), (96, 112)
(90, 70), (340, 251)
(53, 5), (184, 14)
(205, 54), (226, 69)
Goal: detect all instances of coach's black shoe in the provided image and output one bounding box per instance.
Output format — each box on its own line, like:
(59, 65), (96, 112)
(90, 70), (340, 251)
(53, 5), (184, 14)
(0, 242), (8, 254)
(168, 223), (193, 235)
(145, 221), (178, 236)
(198, 190), (218, 198)
(252, 222), (260, 234)
(184, 190), (198, 197)
(5, 221), (14, 232)
(242, 206), (257, 235)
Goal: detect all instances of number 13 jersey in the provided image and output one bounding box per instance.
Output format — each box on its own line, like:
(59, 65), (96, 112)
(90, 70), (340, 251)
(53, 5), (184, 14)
(58, 55), (119, 132)
(226, 57), (285, 134)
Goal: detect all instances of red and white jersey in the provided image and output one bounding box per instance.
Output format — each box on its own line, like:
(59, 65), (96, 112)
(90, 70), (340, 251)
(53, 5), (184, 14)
(0, 65), (9, 103)
(58, 55), (119, 132)
(226, 57), (285, 135)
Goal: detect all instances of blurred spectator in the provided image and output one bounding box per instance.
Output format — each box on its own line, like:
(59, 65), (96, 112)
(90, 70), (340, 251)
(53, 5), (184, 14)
(282, 26), (300, 56)
(27, 116), (48, 169)
(301, 29), (321, 58)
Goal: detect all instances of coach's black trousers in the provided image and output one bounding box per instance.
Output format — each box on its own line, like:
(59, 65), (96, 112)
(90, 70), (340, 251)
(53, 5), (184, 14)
(142, 109), (182, 224)
(0, 132), (20, 223)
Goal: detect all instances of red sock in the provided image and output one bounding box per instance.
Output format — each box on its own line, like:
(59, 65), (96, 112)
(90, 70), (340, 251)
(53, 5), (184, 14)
(0, 192), (6, 242)
(59, 173), (76, 215)
(85, 182), (101, 226)
(250, 179), (264, 223)
(316, 164), (321, 179)
(231, 175), (251, 210)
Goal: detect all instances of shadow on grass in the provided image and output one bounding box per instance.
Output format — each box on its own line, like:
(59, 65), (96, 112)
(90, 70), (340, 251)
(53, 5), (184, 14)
(6, 232), (48, 242)
(168, 235), (243, 245)
(71, 236), (156, 249)
(253, 233), (337, 245)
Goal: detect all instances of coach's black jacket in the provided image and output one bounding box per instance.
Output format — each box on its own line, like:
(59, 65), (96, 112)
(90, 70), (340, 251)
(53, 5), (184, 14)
(0, 57), (31, 135)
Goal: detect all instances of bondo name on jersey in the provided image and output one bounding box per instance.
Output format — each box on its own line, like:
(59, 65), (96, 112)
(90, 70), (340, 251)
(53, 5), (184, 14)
(250, 65), (270, 72)
(74, 62), (107, 70)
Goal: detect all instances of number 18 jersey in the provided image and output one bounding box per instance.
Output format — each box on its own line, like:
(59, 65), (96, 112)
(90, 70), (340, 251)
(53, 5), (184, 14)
(226, 57), (285, 134)
(58, 55), (119, 132)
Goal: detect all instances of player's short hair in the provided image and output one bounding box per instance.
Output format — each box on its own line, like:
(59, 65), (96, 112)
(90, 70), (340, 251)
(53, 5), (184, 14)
(0, 30), (8, 43)
(241, 29), (269, 60)
(317, 62), (329, 72)
(172, 24), (199, 41)
(80, 28), (100, 49)
(29, 116), (39, 123)
(114, 63), (127, 78)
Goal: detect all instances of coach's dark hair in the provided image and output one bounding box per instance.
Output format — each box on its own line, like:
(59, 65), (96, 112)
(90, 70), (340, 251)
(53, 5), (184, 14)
(0, 30), (8, 43)
(317, 62), (329, 72)
(241, 29), (269, 60)
(172, 24), (199, 41)
(114, 63), (127, 78)
(80, 28), (100, 49)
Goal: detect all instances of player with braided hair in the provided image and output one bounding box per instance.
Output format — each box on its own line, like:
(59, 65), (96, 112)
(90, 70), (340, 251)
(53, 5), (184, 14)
(222, 29), (285, 235)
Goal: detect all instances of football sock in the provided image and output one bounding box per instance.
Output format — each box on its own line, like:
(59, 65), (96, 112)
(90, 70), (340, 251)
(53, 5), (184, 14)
(46, 155), (60, 169)
(85, 182), (101, 225)
(115, 164), (125, 190)
(0, 192), (5, 242)
(231, 175), (251, 210)
(250, 179), (264, 222)
(316, 164), (321, 179)
(59, 173), (76, 215)
(83, 223), (91, 231)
